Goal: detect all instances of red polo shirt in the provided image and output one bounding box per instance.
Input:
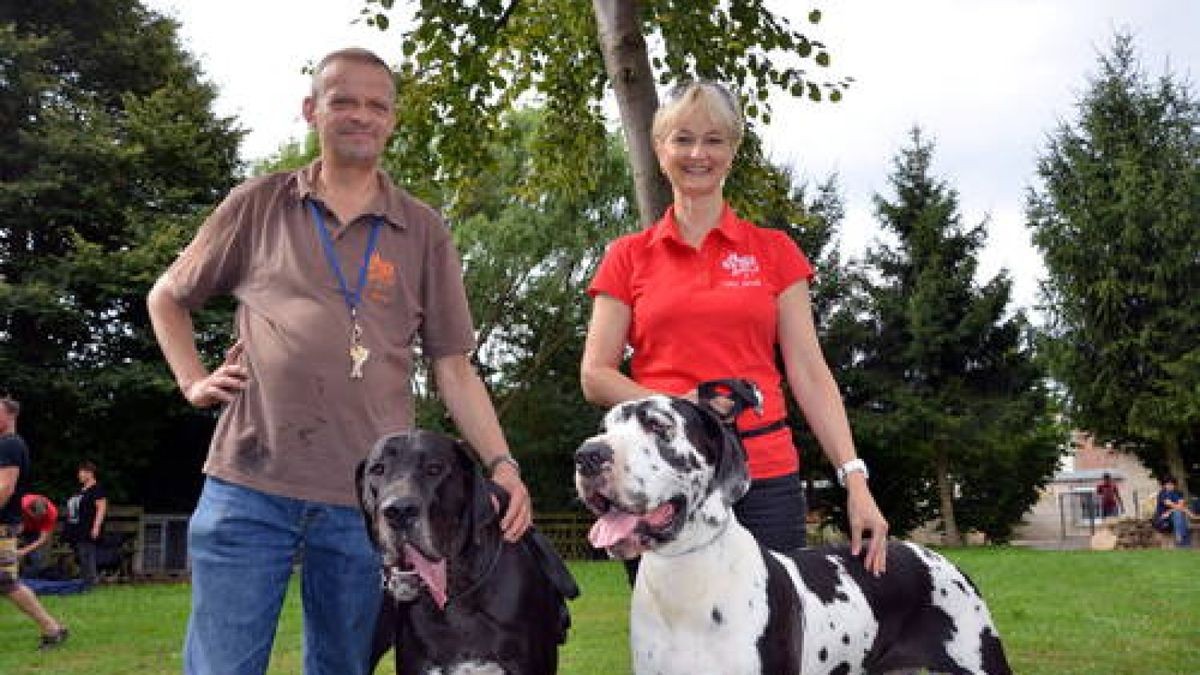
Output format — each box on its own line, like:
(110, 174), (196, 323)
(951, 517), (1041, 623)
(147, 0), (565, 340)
(589, 205), (814, 479)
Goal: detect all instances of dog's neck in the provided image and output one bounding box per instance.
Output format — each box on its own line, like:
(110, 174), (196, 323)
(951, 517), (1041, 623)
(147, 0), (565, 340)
(649, 491), (742, 559)
(444, 515), (505, 605)
(638, 517), (759, 603)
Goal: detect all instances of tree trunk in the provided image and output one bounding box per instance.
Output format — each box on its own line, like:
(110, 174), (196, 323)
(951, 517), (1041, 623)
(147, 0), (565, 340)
(935, 449), (963, 545)
(591, 0), (672, 225)
(1163, 433), (1190, 496)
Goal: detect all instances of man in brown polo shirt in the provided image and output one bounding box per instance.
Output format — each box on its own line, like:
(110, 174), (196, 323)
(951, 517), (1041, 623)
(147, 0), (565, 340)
(147, 47), (531, 675)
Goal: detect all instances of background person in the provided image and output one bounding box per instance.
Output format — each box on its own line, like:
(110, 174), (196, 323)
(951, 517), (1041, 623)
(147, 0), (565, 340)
(1153, 475), (1192, 548)
(63, 460), (107, 586)
(0, 397), (70, 649)
(581, 80), (889, 576)
(1095, 472), (1123, 518)
(146, 47), (531, 675)
(19, 494), (59, 578)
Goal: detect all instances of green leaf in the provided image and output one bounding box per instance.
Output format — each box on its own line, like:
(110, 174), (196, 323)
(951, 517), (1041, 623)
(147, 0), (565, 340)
(815, 51), (830, 67)
(809, 9), (822, 24)
(375, 13), (390, 31)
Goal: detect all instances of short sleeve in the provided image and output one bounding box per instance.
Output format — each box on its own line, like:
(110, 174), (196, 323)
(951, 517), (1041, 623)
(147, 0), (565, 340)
(588, 235), (635, 305)
(769, 231), (815, 292)
(165, 185), (253, 309)
(0, 438), (20, 468)
(418, 230), (477, 359)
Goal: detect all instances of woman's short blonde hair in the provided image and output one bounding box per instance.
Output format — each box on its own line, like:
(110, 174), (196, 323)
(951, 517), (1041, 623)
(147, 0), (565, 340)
(652, 81), (745, 149)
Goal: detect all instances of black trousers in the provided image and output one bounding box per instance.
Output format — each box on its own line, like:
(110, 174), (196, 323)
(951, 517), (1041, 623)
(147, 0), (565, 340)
(623, 471), (807, 585)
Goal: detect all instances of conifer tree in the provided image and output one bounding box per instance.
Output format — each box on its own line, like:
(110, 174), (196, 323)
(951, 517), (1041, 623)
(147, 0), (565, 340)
(1028, 33), (1200, 492)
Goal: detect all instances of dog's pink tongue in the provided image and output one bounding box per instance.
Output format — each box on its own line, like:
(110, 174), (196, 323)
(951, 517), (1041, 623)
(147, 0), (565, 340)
(404, 543), (448, 609)
(589, 511), (640, 548)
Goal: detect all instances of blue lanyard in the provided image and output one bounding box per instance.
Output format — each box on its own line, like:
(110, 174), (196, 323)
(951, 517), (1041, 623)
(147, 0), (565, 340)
(307, 200), (383, 316)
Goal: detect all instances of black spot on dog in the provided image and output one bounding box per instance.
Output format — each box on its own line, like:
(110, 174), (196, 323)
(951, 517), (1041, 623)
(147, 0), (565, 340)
(790, 549), (853, 606)
(819, 647), (829, 662)
(980, 626), (1009, 674)
(842, 633), (850, 645)
(830, 663), (851, 675)
(711, 606), (723, 625)
(757, 550), (802, 675)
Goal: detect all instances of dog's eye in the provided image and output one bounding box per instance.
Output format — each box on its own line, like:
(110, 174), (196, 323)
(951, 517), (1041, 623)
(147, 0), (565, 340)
(368, 463), (385, 476)
(424, 461), (445, 477)
(645, 416), (675, 440)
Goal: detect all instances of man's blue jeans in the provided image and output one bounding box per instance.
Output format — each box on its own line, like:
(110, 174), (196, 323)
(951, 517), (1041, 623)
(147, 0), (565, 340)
(184, 477), (382, 675)
(1167, 510), (1193, 547)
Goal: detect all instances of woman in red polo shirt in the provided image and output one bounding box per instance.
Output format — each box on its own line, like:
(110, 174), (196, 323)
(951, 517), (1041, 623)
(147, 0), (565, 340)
(582, 80), (888, 575)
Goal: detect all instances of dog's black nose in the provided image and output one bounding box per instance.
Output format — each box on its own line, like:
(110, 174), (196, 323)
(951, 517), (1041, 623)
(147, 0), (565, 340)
(381, 498), (419, 528)
(575, 440), (613, 477)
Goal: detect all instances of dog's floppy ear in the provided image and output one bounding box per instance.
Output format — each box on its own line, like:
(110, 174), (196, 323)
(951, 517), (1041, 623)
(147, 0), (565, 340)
(711, 418), (750, 505)
(455, 439), (501, 547)
(681, 399), (750, 505)
(354, 456), (380, 549)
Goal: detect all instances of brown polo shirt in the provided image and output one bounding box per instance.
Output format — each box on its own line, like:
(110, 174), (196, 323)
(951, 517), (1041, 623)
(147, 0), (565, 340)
(165, 161), (475, 506)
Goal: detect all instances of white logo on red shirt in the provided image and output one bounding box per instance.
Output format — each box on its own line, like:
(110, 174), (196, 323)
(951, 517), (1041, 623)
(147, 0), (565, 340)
(721, 252), (760, 277)
(720, 252), (763, 287)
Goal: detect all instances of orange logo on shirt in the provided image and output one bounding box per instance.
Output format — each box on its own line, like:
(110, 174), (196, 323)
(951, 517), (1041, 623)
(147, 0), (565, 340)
(367, 252), (396, 303)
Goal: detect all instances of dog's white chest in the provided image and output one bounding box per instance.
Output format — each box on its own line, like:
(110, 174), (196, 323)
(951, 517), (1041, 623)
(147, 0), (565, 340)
(632, 527), (771, 675)
(427, 661), (504, 675)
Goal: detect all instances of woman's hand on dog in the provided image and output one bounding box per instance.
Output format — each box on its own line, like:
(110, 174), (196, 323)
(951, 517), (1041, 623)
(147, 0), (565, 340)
(491, 463), (533, 541)
(846, 476), (889, 576)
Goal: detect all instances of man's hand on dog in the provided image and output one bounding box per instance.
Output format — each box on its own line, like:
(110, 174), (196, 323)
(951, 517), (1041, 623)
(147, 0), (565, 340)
(490, 462), (533, 542)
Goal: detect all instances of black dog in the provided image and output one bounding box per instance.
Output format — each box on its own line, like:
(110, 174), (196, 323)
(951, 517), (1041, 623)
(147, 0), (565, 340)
(357, 430), (579, 675)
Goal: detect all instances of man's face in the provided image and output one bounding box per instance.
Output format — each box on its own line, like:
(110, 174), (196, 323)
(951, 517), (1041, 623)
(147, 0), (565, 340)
(303, 59), (397, 167)
(0, 406), (13, 434)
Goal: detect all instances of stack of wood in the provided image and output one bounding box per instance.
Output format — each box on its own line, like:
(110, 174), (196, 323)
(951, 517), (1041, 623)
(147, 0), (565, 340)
(1110, 518), (1168, 549)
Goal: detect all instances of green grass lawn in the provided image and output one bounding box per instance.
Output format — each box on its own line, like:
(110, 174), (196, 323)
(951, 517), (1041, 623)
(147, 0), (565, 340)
(2, 548), (1196, 673)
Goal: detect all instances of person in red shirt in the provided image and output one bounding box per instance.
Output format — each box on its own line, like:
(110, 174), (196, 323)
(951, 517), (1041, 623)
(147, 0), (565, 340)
(19, 494), (58, 561)
(582, 80), (888, 576)
(1095, 473), (1124, 518)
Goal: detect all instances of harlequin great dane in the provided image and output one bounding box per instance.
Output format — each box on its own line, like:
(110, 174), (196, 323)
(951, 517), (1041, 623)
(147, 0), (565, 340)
(357, 430), (579, 675)
(574, 387), (1011, 675)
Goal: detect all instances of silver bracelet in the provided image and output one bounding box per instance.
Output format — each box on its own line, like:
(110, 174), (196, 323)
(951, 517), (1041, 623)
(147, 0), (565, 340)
(836, 458), (869, 487)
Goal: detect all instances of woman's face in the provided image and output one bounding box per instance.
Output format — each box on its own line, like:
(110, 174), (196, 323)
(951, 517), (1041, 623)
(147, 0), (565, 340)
(654, 106), (735, 199)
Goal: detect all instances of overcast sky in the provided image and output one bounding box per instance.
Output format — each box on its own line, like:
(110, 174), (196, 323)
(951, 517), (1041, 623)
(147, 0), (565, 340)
(145, 0), (1198, 312)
